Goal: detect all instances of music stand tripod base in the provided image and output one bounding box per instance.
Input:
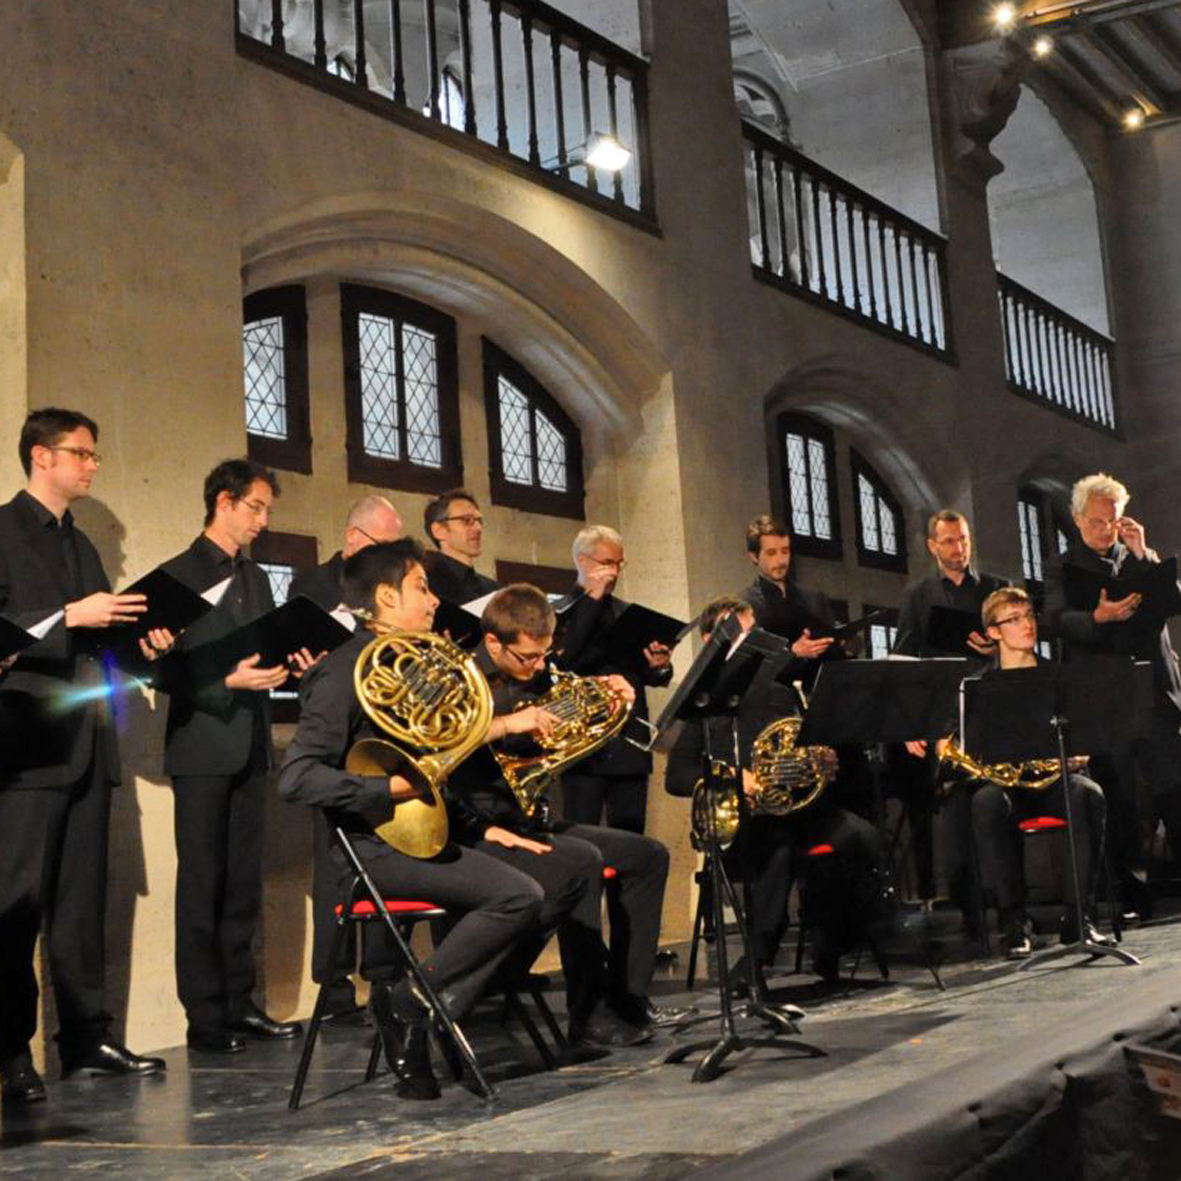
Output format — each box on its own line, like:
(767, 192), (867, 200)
(1019, 937), (1140, 970)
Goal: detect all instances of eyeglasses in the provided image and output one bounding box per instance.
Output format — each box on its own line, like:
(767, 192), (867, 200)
(46, 446), (102, 466)
(504, 645), (553, 667)
(993, 611), (1036, 628)
(1082, 516), (1117, 531)
(441, 514), (485, 528)
(240, 498), (272, 517)
(588, 556), (626, 570)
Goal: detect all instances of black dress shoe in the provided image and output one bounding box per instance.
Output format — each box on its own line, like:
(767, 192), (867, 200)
(62, 1040), (165, 1076)
(370, 984), (440, 1101)
(1060, 915), (1116, 947)
(568, 1004), (654, 1050)
(186, 1026), (246, 1054)
(1, 1051), (47, 1105)
(227, 1003), (302, 1040)
(393, 1026), (441, 1101)
(639, 1001), (698, 1028)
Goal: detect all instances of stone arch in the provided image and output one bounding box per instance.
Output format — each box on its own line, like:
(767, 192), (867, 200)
(0, 127), (27, 492)
(240, 190), (668, 445)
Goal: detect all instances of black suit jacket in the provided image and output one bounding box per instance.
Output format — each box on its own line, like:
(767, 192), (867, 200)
(892, 569), (1009, 658)
(744, 576), (841, 693)
(1043, 540), (1181, 715)
(156, 535), (276, 777)
(279, 630), (492, 859)
(422, 551), (499, 605)
(0, 492), (120, 789)
(552, 587), (673, 778)
(289, 552), (345, 611)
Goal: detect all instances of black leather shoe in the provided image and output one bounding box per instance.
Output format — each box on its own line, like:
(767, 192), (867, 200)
(1004, 920), (1033, 960)
(227, 1003), (301, 1040)
(1, 1051), (47, 1105)
(186, 1026), (246, 1054)
(568, 1005), (654, 1050)
(370, 984), (440, 1100)
(62, 1040), (165, 1076)
(639, 1001), (697, 1028)
(1060, 915), (1116, 947)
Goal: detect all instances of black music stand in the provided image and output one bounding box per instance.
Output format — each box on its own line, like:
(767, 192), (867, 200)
(656, 618), (825, 1082)
(964, 656), (1145, 969)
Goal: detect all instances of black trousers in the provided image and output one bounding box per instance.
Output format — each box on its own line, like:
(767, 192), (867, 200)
(478, 822), (668, 1018)
(342, 838), (543, 1017)
(172, 768), (267, 1029)
(968, 774), (1106, 914)
(561, 773), (648, 834)
(0, 755), (112, 1061)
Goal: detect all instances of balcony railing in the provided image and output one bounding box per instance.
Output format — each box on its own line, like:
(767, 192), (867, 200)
(235, 0), (654, 226)
(743, 123), (952, 360)
(997, 273), (1117, 433)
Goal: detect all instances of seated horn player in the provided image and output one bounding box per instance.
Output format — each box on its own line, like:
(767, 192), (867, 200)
(939, 587), (1110, 960)
(665, 597), (892, 986)
(447, 584), (690, 1048)
(278, 540), (546, 1101)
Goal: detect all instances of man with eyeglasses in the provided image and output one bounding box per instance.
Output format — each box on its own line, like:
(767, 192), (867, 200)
(422, 489), (499, 605)
(0, 408), (176, 1105)
(155, 458), (315, 1054)
(447, 584), (686, 1046)
(287, 493), (404, 1019)
(552, 525), (673, 834)
(1043, 472), (1181, 919)
(945, 587), (1108, 958)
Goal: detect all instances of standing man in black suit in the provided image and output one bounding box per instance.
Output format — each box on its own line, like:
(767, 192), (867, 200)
(0, 408), (172, 1106)
(422, 489), (499, 605)
(554, 525), (673, 834)
(157, 458), (308, 1053)
(893, 510), (1008, 907)
(1043, 472), (1181, 917)
(287, 493), (402, 1017)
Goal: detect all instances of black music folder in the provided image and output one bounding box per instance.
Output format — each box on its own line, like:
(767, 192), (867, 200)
(175, 595), (354, 675)
(433, 598), (483, 649)
(1060, 557), (1181, 623)
(0, 616), (40, 660)
(927, 605), (983, 653)
(599, 602), (688, 657)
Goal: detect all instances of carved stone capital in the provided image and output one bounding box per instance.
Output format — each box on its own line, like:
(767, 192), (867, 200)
(946, 39), (1029, 182)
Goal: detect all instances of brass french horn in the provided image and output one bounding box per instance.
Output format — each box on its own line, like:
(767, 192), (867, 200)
(937, 738), (1063, 793)
(347, 629), (493, 858)
(493, 666), (632, 818)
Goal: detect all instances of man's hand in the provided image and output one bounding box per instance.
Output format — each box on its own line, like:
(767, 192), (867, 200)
(138, 627), (176, 662)
(389, 773), (426, 801)
(1094, 588), (1141, 624)
(966, 630), (997, 657)
(225, 652), (290, 691)
(643, 641), (672, 670)
(287, 647), (327, 679)
(741, 768), (760, 800)
(0, 654), (16, 677)
(600, 674), (636, 706)
(499, 705), (562, 740)
(65, 592), (147, 628)
(583, 565), (615, 601)
(905, 739), (928, 759)
(1117, 516), (1148, 560)
(1067, 755), (1090, 772)
(791, 629), (835, 659)
(484, 826), (552, 855)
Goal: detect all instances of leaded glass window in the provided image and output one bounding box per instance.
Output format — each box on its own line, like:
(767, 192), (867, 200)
(851, 451), (907, 572)
(777, 414), (840, 560)
(869, 621), (899, 660)
(484, 339), (584, 519)
(1017, 496), (1044, 582)
(243, 286), (311, 474)
(342, 285), (461, 494)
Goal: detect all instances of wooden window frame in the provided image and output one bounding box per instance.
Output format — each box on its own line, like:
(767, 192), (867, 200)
(244, 285), (312, 475)
(483, 339), (586, 520)
(341, 283), (462, 494)
(775, 412), (842, 560)
(851, 449), (908, 574)
(251, 529), (320, 722)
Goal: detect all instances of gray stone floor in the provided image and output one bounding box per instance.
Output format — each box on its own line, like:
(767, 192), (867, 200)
(4, 912), (1181, 1181)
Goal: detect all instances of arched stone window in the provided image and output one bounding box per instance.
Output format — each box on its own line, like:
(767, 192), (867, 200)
(340, 283), (462, 493)
(776, 412), (841, 560)
(243, 285), (312, 474)
(483, 339), (585, 519)
(851, 449), (906, 572)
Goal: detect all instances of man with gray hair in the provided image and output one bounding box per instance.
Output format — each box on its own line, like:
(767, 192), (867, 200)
(287, 494), (403, 1017)
(1044, 472), (1181, 919)
(553, 524), (672, 832)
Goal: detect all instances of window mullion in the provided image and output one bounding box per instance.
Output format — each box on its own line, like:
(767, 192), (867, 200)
(529, 399), (541, 488)
(395, 319), (409, 462)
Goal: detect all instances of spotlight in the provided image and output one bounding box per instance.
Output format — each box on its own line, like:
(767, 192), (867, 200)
(584, 132), (631, 173)
(1032, 35), (1053, 57)
(992, 3), (1018, 33)
(1124, 108), (1145, 130)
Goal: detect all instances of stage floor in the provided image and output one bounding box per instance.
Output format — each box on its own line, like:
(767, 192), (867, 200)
(5, 910), (1181, 1181)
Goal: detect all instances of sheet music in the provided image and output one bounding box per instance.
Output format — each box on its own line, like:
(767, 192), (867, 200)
(28, 609), (64, 640)
(201, 577), (233, 607)
(462, 590), (498, 616)
(329, 605), (358, 632)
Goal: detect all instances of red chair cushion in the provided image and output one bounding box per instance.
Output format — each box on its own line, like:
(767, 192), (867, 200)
(602, 866), (618, 880)
(1019, 816), (1068, 834)
(806, 843), (836, 857)
(334, 899), (445, 918)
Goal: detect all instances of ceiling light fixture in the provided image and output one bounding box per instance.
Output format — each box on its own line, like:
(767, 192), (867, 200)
(992, 3), (1018, 33)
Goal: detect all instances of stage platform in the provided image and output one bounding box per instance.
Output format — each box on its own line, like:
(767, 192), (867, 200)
(5, 911), (1181, 1181)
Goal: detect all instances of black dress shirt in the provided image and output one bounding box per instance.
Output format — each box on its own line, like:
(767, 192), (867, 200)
(18, 491), (84, 598)
(288, 552), (346, 611)
(892, 569), (1009, 658)
(422, 550), (499, 605)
